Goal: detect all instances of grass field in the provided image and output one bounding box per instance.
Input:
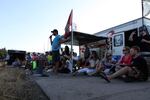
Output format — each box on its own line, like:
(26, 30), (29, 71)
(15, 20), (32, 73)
(0, 66), (49, 100)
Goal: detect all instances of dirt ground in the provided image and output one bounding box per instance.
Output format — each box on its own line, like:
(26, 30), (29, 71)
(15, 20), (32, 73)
(0, 66), (49, 100)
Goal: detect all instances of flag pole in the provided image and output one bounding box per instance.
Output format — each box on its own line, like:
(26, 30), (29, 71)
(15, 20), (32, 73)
(71, 9), (73, 73)
(142, 0), (144, 26)
(64, 9), (73, 73)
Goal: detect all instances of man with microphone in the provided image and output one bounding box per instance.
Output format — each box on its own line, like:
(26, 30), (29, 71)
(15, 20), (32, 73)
(49, 29), (69, 73)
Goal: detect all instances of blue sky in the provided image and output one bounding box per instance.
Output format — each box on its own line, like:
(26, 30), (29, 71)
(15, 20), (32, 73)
(0, 0), (142, 53)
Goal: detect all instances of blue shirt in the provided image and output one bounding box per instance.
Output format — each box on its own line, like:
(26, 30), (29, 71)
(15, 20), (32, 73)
(52, 35), (61, 51)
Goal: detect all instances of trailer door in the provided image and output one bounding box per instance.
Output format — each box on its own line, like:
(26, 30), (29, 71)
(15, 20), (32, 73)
(112, 32), (125, 57)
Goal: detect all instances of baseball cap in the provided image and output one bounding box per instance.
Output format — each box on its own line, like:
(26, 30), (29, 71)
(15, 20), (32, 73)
(51, 29), (58, 33)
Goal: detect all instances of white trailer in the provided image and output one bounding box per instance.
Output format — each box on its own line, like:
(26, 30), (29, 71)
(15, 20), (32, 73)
(95, 17), (150, 59)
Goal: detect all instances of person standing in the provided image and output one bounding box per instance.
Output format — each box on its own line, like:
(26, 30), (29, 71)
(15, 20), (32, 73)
(129, 27), (150, 52)
(49, 29), (68, 73)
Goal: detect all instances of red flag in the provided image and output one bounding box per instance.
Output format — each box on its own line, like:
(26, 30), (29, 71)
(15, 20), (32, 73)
(64, 10), (73, 39)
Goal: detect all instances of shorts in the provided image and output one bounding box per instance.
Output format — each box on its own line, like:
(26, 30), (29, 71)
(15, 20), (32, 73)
(127, 67), (147, 82)
(52, 50), (60, 64)
(128, 67), (140, 77)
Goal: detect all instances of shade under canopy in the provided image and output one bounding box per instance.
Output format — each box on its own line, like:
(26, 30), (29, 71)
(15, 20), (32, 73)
(64, 31), (107, 46)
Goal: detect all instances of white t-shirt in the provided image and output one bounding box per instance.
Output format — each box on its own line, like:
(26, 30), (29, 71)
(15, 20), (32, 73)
(89, 59), (99, 68)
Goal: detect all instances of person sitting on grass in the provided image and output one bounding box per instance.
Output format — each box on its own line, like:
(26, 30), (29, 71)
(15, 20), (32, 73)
(100, 46), (149, 83)
(73, 51), (99, 76)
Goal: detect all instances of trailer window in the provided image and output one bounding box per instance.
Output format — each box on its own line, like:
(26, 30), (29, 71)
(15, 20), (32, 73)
(113, 34), (123, 47)
(145, 25), (150, 35)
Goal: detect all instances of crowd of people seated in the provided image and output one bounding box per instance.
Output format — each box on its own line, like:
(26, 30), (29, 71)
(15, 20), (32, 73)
(1, 44), (149, 83)
(30, 44), (149, 83)
(23, 46), (79, 76)
(72, 45), (149, 83)
(1, 45), (148, 83)
(99, 46), (149, 83)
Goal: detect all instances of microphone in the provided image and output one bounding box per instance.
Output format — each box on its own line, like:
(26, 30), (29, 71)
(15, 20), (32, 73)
(49, 34), (53, 38)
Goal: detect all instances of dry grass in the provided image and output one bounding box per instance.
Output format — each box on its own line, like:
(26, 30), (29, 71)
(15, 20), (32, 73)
(0, 67), (49, 100)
